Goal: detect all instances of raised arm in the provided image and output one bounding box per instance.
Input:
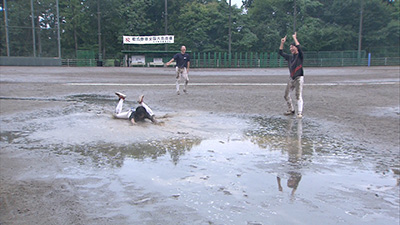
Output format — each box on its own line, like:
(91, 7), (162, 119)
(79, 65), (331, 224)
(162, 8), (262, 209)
(292, 32), (303, 58)
(292, 32), (300, 46)
(279, 35), (287, 50)
(279, 35), (290, 60)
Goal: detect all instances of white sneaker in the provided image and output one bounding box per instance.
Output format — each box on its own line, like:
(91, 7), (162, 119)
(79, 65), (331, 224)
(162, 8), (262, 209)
(138, 95), (144, 104)
(297, 113), (303, 119)
(115, 92), (126, 99)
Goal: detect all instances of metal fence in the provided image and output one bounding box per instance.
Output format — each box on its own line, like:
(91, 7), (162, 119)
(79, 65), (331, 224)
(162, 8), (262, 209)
(61, 50), (399, 67)
(61, 57), (399, 67)
(189, 50), (399, 68)
(62, 59), (96, 67)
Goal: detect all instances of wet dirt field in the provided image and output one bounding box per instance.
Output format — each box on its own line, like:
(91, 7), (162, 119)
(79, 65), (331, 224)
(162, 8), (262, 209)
(0, 66), (399, 225)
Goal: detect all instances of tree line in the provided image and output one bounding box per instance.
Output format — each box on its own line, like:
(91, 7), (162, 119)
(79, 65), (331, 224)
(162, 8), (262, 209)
(0, 0), (398, 59)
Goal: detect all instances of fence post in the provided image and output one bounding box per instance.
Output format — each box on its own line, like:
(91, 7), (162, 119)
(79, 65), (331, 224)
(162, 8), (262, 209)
(203, 52), (206, 68)
(214, 52), (217, 68)
(208, 52), (211, 68)
(269, 52), (273, 67)
(228, 52), (232, 68)
(234, 52), (238, 68)
(223, 52), (226, 68)
(197, 53), (200, 68)
(218, 52), (222, 68)
(192, 52), (195, 67)
(368, 53), (371, 67)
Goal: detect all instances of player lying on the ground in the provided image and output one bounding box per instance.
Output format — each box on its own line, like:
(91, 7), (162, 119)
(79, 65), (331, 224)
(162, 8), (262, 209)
(113, 92), (157, 125)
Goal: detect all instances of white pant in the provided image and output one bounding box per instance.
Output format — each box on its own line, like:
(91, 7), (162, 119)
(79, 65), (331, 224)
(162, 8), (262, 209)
(176, 67), (189, 92)
(284, 76), (304, 114)
(114, 99), (154, 119)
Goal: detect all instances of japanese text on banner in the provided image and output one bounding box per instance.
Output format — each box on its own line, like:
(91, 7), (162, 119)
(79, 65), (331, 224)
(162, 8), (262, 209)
(123, 35), (174, 44)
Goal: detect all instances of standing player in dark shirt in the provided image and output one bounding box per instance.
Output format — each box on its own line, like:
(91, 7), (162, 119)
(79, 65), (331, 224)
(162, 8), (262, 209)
(279, 32), (304, 119)
(166, 46), (191, 95)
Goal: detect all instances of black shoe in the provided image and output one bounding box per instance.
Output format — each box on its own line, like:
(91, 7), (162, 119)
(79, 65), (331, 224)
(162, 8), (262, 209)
(283, 110), (295, 116)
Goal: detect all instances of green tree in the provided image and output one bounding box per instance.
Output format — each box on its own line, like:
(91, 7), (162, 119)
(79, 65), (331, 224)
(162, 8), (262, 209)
(361, 0), (399, 55)
(168, 0), (246, 52)
(246, 0), (294, 52)
(60, 0), (95, 58)
(35, 0), (59, 57)
(1, 0), (34, 56)
(1, 0), (398, 58)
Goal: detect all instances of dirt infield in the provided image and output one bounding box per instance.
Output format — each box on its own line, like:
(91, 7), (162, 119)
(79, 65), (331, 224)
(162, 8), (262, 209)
(1, 66), (399, 224)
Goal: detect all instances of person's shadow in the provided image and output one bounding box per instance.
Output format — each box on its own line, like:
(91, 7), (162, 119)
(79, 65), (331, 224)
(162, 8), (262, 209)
(277, 118), (303, 196)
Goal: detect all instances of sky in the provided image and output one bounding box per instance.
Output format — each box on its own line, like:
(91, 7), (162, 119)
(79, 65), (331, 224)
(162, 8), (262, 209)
(228, 0), (243, 7)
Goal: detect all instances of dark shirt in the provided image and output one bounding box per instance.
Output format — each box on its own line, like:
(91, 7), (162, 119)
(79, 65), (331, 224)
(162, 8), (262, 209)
(173, 53), (190, 68)
(279, 45), (304, 80)
(128, 106), (153, 122)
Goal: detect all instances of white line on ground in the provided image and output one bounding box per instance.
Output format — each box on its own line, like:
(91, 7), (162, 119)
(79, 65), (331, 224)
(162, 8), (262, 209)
(65, 82), (399, 86)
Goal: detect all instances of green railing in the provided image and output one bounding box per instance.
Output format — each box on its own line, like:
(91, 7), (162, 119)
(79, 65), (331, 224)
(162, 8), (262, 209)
(189, 50), (399, 68)
(61, 50), (399, 67)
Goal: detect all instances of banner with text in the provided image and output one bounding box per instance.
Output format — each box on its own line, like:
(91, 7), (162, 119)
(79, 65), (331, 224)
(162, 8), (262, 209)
(123, 35), (174, 44)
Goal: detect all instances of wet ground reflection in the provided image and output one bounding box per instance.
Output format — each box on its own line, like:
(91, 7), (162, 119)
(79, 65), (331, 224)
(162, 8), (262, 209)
(1, 96), (399, 224)
(68, 137), (203, 167)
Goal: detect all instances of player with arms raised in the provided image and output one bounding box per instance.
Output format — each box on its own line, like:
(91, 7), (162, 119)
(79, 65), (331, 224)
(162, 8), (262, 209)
(279, 32), (304, 119)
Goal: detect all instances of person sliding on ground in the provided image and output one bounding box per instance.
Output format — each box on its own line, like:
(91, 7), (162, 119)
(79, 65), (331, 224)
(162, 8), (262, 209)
(113, 92), (157, 125)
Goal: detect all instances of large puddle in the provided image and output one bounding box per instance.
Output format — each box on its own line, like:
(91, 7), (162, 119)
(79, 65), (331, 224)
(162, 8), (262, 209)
(1, 94), (399, 224)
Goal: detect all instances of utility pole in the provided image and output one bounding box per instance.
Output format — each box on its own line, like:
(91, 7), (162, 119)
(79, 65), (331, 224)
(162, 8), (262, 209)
(358, 0), (364, 64)
(228, 0), (232, 59)
(293, 0), (297, 33)
(56, 0), (61, 58)
(97, 0), (102, 65)
(30, 0), (36, 57)
(165, 0), (168, 51)
(3, 0), (10, 56)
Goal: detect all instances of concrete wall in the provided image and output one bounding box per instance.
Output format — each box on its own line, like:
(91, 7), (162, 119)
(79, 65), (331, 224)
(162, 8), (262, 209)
(0, 57), (62, 66)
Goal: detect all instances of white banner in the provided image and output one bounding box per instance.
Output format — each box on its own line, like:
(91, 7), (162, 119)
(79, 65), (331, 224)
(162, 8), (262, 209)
(123, 35), (174, 44)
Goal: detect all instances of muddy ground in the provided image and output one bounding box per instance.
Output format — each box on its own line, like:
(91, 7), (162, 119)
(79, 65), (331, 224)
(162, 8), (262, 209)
(0, 66), (399, 225)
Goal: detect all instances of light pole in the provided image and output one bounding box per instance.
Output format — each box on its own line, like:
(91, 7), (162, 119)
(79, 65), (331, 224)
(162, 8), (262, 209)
(56, 0), (61, 58)
(97, 0), (102, 65)
(3, 0), (10, 56)
(30, 0), (36, 57)
(165, 0), (168, 51)
(358, 0), (364, 64)
(293, 0), (297, 33)
(228, 0), (232, 60)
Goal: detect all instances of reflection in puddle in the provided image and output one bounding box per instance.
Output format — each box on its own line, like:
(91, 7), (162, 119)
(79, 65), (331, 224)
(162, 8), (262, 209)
(65, 137), (203, 167)
(67, 94), (117, 105)
(368, 106), (400, 117)
(1, 100), (399, 224)
(245, 117), (306, 197)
